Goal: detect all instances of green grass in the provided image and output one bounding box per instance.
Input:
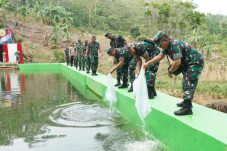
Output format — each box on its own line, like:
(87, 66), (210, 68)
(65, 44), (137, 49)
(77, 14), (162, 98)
(155, 76), (227, 100)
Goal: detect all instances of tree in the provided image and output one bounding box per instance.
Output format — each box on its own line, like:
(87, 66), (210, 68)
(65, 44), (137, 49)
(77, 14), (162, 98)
(18, 4), (31, 22)
(0, 0), (8, 23)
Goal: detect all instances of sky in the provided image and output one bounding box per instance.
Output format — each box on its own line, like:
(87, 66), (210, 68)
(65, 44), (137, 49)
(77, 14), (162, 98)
(193, 0), (227, 16)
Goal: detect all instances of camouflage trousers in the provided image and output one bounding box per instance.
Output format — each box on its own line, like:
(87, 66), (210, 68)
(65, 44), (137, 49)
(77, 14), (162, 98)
(74, 56), (78, 68)
(90, 55), (99, 71)
(70, 56), (74, 66)
(65, 56), (70, 66)
(145, 63), (159, 89)
(116, 69), (122, 81)
(86, 55), (91, 72)
(76, 53), (86, 70)
(114, 58), (122, 81)
(120, 58), (136, 83)
(182, 56), (204, 101)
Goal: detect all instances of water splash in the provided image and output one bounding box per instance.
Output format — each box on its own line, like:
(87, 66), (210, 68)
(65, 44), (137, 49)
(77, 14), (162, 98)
(48, 102), (116, 127)
(124, 140), (160, 151)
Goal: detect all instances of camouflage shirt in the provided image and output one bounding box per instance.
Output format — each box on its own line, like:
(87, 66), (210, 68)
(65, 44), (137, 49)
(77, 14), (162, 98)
(110, 35), (126, 48)
(115, 47), (132, 62)
(134, 41), (160, 60)
(76, 42), (85, 54)
(88, 41), (100, 56)
(162, 38), (202, 66)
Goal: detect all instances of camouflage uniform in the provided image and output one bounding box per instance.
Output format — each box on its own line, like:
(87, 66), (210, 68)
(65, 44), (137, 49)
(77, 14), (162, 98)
(87, 41), (100, 74)
(152, 31), (205, 115)
(161, 39), (204, 103)
(133, 41), (160, 97)
(110, 35), (126, 85)
(76, 41), (86, 71)
(144, 42), (160, 97)
(84, 41), (90, 73)
(115, 47), (134, 87)
(74, 43), (78, 68)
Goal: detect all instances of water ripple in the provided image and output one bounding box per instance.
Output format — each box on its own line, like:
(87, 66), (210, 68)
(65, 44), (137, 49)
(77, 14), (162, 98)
(48, 102), (116, 127)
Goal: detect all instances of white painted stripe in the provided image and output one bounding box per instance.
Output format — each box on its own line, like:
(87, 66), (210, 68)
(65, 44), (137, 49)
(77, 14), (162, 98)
(7, 44), (17, 63)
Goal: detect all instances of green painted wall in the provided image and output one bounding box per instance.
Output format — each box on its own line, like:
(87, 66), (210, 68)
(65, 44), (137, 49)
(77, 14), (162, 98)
(19, 63), (227, 151)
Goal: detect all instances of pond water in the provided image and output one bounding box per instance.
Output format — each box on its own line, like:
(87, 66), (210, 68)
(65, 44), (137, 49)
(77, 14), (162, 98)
(0, 70), (164, 151)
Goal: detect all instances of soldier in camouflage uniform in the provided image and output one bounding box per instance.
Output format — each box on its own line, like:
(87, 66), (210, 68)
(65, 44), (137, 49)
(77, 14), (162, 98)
(84, 40), (89, 73)
(105, 32), (127, 87)
(107, 47), (135, 91)
(129, 40), (160, 98)
(144, 31), (204, 115)
(86, 36), (101, 76)
(76, 39), (86, 71)
(74, 42), (78, 69)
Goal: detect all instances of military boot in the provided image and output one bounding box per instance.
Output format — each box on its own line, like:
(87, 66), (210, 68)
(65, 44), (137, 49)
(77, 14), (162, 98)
(93, 70), (98, 76)
(118, 79), (128, 89)
(91, 70), (95, 75)
(114, 79), (121, 87)
(176, 101), (185, 107)
(151, 87), (157, 97)
(128, 83), (133, 92)
(174, 100), (193, 116)
(148, 87), (154, 99)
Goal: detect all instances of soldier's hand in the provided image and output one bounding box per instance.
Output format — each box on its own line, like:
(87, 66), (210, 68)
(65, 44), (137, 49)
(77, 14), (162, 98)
(109, 69), (114, 74)
(136, 72), (139, 78)
(143, 63), (149, 69)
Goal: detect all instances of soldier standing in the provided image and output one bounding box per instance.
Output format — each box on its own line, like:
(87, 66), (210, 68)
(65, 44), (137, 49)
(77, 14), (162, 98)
(76, 39), (85, 71)
(143, 31), (204, 115)
(86, 36), (101, 76)
(84, 40), (89, 72)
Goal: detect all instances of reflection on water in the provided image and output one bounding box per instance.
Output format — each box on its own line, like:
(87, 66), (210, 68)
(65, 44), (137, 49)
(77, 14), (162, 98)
(0, 70), (24, 109)
(0, 71), (164, 151)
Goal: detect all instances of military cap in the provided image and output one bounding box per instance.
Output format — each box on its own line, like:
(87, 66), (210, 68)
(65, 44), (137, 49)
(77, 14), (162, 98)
(104, 32), (111, 37)
(106, 47), (114, 55)
(153, 31), (166, 45)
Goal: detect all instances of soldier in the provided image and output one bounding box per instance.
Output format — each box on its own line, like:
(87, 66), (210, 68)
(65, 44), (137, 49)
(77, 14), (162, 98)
(143, 31), (204, 115)
(105, 32), (127, 87)
(128, 40), (160, 97)
(64, 46), (70, 66)
(84, 40), (90, 73)
(76, 39), (85, 71)
(86, 36), (101, 76)
(107, 47), (134, 91)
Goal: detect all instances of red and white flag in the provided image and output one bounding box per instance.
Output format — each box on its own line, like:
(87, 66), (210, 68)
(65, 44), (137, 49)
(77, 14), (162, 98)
(2, 43), (24, 64)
